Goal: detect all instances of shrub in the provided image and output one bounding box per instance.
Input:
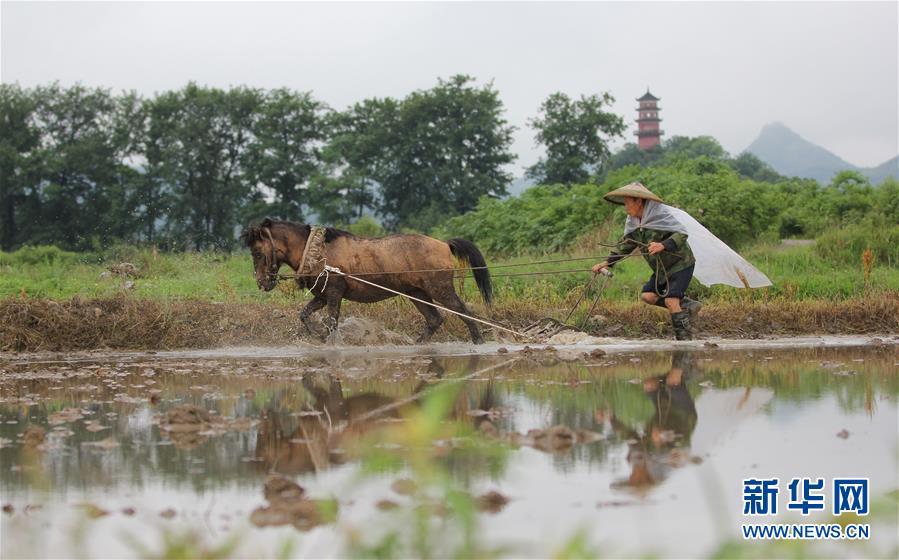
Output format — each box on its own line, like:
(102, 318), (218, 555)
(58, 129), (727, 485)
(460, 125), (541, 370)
(815, 222), (899, 268)
(341, 216), (386, 238)
(435, 183), (616, 255)
(0, 245), (81, 267)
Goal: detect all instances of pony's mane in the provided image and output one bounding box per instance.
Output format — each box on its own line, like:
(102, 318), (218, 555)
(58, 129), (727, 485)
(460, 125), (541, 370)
(240, 218), (311, 247)
(240, 218), (357, 246)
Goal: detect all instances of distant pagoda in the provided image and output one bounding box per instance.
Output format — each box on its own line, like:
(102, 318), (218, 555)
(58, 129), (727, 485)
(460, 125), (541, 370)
(635, 89), (663, 150)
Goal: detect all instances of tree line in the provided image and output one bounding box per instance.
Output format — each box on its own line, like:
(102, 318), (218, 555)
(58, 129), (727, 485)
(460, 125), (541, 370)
(1, 78), (632, 252)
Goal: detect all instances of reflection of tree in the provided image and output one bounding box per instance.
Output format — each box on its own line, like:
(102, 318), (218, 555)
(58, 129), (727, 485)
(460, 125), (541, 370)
(607, 352), (699, 491)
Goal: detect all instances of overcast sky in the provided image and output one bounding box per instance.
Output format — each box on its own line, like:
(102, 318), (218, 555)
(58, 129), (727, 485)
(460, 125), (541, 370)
(2, 1), (897, 171)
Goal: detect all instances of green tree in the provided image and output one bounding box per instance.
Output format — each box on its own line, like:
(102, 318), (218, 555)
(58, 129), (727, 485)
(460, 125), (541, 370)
(318, 97), (400, 225)
(244, 88), (328, 221)
(327, 76), (515, 230)
(28, 83), (134, 250)
(135, 90), (182, 245)
(159, 83), (262, 250)
(604, 142), (663, 177)
(659, 135), (728, 164)
(729, 151), (784, 182)
(0, 84), (41, 251)
(526, 92), (625, 185)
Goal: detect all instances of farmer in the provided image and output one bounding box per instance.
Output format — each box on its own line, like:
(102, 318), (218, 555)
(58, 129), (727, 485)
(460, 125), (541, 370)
(592, 182), (702, 340)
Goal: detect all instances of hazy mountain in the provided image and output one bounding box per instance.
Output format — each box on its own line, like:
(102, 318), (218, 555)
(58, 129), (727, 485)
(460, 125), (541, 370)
(866, 156), (899, 184)
(505, 175), (537, 198)
(745, 122), (897, 184)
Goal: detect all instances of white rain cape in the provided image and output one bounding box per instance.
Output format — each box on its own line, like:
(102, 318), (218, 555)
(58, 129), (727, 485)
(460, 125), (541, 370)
(623, 201), (773, 288)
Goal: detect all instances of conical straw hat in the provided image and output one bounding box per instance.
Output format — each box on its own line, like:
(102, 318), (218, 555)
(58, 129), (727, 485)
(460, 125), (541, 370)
(603, 182), (663, 205)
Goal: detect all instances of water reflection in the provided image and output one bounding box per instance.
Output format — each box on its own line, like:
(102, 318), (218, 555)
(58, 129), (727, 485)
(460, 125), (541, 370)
(608, 351), (699, 490)
(0, 346), (896, 558)
(253, 372), (404, 475)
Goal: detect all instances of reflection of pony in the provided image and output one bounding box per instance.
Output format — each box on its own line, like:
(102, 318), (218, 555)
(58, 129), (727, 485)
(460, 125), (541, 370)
(254, 374), (400, 475)
(253, 358), (500, 475)
(241, 218), (493, 343)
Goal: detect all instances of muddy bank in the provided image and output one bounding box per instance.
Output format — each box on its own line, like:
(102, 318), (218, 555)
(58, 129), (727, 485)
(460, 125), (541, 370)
(1, 294), (898, 352)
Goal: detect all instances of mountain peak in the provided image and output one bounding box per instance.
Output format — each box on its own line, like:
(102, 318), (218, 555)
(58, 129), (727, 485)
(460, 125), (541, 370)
(746, 123), (896, 183)
(759, 121), (795, 134)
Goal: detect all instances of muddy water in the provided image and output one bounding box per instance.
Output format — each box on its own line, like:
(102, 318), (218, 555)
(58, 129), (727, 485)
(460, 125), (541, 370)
(1, 344), (897, 559)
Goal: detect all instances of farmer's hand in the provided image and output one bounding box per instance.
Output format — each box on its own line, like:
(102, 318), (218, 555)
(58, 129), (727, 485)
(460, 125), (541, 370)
(647, 242), (666, 255)
(592, 261), (609, 274)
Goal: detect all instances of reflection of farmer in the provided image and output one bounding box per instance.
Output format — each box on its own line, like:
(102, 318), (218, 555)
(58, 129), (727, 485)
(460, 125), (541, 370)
(593, 182), (774, 340)
(609, 352), (699, 489)
(593, 183), (701, 339)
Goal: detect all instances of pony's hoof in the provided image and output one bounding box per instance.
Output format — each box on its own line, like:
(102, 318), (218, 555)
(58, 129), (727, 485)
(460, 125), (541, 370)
(416, 332), (435, 344)
(472, 337), (485, 345)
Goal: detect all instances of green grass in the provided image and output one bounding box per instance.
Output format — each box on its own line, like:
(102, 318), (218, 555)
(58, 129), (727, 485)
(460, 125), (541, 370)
(1, 242), (896, 305)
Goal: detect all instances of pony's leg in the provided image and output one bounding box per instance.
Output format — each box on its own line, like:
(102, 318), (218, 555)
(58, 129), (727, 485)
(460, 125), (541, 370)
(433, 288), (484, 345)
(324, 287), (343, 338)
(300, 296), (327, 340)
(409, 290), (444, 343)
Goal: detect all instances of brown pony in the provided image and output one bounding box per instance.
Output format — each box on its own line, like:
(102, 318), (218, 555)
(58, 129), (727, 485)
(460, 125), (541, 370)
(240, 218), (493, 344)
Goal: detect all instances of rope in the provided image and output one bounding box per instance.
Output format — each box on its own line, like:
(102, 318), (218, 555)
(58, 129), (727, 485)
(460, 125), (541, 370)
(342, 357), (521, 429)
(274, 252), (646, 280)
(578, 272), (613, 330)
(322, 265), (533, 340)
(562, 272), (599, 324)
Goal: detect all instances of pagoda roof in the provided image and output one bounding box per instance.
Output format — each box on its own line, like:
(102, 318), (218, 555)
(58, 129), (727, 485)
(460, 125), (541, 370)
(637, 90), (660, 101)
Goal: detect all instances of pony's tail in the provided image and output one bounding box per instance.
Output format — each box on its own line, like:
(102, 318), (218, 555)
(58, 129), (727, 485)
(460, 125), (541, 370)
(447, 238), (493, 306)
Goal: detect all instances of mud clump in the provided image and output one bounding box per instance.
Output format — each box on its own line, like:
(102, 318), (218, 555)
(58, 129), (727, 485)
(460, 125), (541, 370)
(48, 408), (83, 425)
(517, 345), (565, 366)
(264, 474), (306, 504)
(528, 425), (576, 452)
(490, 424), (606, 454)
(158, 404), (214, 449)
(76, 503), (109, 519)
(81, 437), (120, 450)
(22, 426), (46, 447)
(250, 474), (337, 531)
(160, 404), (211, 432)
(546, 331), (604, 345)
(391, 478), (417, 496)
(376, 499), (400, 511)
(327, 317), (413, 346)
(157, 405), (255, 448)
(477, 490), (510, 513)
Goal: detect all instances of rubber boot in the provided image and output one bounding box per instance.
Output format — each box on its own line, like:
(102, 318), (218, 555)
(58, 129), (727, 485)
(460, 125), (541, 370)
(670, 311), (693, 341)
(682, 297), (703, 320)
(655, 297), (701, 319)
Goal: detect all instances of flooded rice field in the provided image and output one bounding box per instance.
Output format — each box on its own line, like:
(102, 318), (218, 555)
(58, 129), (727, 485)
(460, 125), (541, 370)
(1, 341), (897, 558)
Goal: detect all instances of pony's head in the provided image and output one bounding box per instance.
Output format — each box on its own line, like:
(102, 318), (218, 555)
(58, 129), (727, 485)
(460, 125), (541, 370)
(240, 217), (281, 292)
